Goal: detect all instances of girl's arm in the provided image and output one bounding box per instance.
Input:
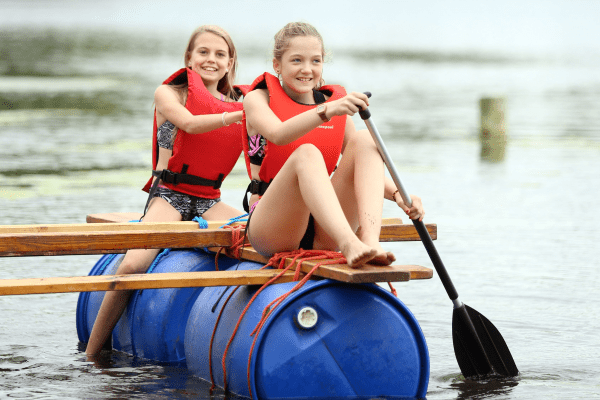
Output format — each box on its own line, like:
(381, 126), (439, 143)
(156, 148), (172, 171)
(154, 85), (243, 134)
(151, 147), (173, 185)
(244, 89), (370, 146)
(343, 120), (426, 221)
(384, 169), (425, 221)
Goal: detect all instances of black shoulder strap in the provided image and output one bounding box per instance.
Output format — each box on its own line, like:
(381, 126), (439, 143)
(313, 89), (326, 104)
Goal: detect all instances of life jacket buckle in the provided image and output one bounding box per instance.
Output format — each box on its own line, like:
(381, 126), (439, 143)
(161, 170), (179, 185)
(249, 179), (269, 195)
(249, 179), (260, 194)
(213, 173), (225, 189)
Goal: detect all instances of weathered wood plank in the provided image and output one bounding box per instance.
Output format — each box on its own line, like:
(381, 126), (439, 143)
(0, 217), (435, 258)
(216, 246), (433, 283)
(0, 229), (232, 257)
(84, 213), (437, 241)
(0, 270), (298, 296)
(0, 221), (243, 234)
(380, 222), (437, 241)
(86, 212), (143, 223)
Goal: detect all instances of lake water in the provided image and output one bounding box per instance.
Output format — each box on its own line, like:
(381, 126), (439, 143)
(1, 4), (600, 399)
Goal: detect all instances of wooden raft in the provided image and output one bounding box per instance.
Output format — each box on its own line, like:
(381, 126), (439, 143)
(0, 213), (435, 296)
(86, 212), (435, 283)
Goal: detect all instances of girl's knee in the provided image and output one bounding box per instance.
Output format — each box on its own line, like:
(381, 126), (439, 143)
(295, 143), (322, 157)
(290, 143), (326, 165)
(349, 129), (376, 148)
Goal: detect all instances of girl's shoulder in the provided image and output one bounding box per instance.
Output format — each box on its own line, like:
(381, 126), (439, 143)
(244, 88), (270, 105)
(155, 84), (186, 104)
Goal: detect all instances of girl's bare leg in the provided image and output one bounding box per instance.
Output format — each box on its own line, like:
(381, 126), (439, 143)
(85, 198), (181, 356)
(316, 129), (395, 265)
(248, 144), (376, 268)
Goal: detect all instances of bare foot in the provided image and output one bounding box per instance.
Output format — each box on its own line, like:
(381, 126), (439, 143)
(369, 244), (396, 266)
(355, 228), (395, 266)
(340, 239), (377, 269)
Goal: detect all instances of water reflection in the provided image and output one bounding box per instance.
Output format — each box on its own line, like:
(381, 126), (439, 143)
(77, 345), (227, 399)
(451, 376), (519, 400)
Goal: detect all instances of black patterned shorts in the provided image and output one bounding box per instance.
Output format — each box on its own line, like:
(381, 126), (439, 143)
(153, 186), (220, 221)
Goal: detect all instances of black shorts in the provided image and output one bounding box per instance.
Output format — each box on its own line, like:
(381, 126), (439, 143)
(299, 214), (315, 250)
(153, 186), (220, 221)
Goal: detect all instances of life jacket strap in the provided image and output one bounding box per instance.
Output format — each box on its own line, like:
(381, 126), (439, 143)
(159, 169), (224, 189)
(142, 169), (225, 217)
(242, 179), (270, 212)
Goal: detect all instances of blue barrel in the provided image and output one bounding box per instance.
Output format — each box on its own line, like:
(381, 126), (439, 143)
(185, 262), (430, 399)
(76, 249), (241, 364)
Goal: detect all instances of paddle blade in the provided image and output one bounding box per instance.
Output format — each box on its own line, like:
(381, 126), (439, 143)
(452, 304), (519, 379)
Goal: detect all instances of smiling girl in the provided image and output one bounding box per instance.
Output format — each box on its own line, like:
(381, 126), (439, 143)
(242, 22), (424, 268)
(85, 25), (247, 356)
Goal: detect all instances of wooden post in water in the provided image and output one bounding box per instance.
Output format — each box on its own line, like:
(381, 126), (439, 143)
(479, 97), (506, 162)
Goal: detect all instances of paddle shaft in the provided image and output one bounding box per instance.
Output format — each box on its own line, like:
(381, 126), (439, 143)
(359, 107), (460, 305)
(348, 93), (518, 377)
(358, 103), (516, 377)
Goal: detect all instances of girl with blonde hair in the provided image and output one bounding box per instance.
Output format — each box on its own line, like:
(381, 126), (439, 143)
(86, 25), (247, 356)
(242, 22), (424, 268)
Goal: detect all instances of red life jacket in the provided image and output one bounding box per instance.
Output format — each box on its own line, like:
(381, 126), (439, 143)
(241, 72), (347, 184)
(143, 68), (249, 199)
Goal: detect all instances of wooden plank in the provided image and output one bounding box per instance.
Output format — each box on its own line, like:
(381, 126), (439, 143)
(86, 213), (408, 227)
(0, 270), (298, 296)
(84, 213), (437, 241)
(0, 217), (435, 258)
(87, 212), (143, 223)
(0, 229), (232, 257)
(385, 264), (434, 280)
(216, 246), (433, 283)
(0, 220), (244, 234)
(380, 222), (437, 241)
(88, 212), (402, 226)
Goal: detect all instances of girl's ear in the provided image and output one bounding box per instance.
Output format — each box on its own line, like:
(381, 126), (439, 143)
(272, 58), (281, 74)
(227, 57), (234, 72)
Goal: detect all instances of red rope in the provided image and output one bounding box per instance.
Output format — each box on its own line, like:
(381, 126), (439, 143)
(208, 285), (240, 391)
(226, 223), (249, 259)
(219, 249), (345, 398)
(215, 223), (249, 269)
(215, 249), (347, 398)
(219, 263), (280, 392)
(249, 251), (345, 338)
(387, 281), (398, 297)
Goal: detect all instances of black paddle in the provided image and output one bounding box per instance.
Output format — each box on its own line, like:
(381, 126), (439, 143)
(359, 94), (518, 379)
